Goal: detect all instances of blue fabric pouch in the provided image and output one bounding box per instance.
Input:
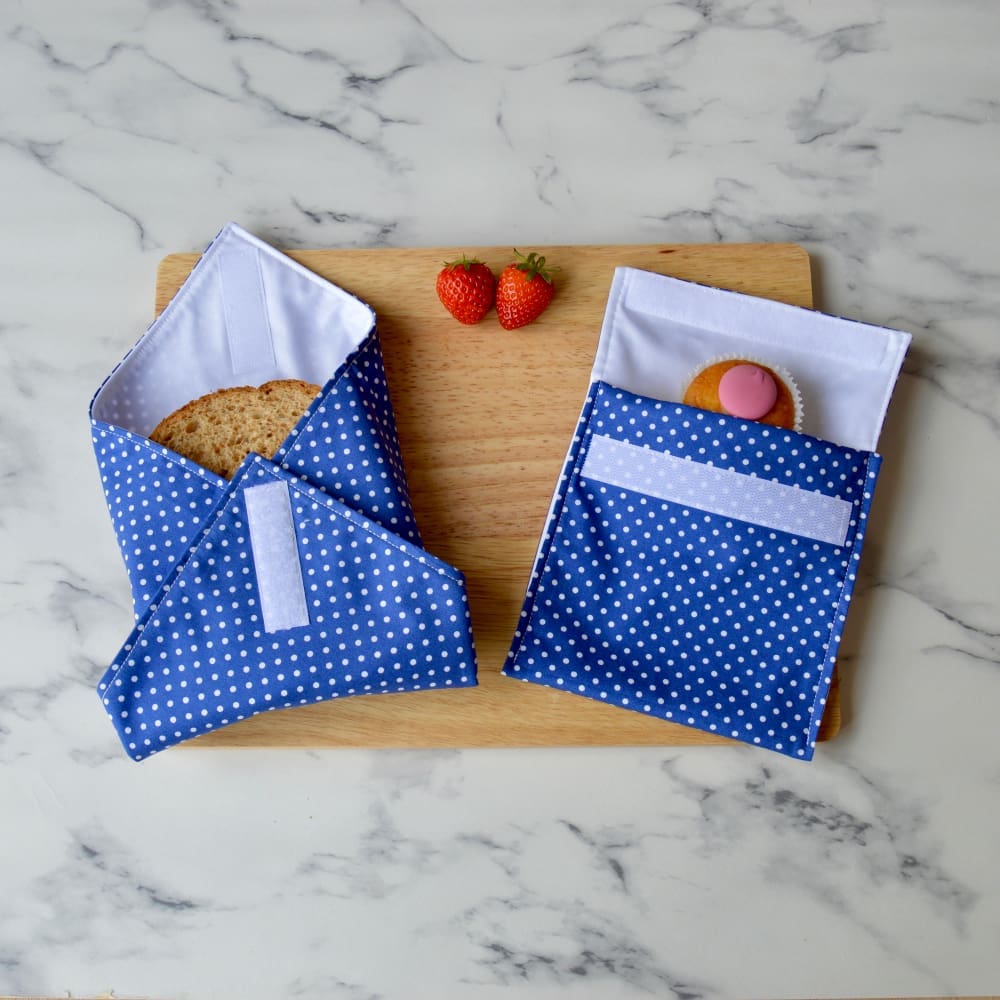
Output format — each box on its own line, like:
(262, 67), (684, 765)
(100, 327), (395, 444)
(90, 224), (478, 760)
(504, 266), (910, 760)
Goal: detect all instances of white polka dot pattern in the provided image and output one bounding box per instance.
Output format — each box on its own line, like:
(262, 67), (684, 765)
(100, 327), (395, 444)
(90, 227), (477, 760)
(91, 334), (422, 621)
(91, 423), (227, 616)
(97, 455), (477, 761)
(275, 335), (422, 546)
(504, 382), (882, 760)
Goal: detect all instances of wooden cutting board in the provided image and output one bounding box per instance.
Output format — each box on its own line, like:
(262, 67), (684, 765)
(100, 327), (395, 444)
(155, 242), (841, 748)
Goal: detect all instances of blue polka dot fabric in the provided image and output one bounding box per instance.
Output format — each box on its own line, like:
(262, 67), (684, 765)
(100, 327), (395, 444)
(98, 456), (476, 760)
(91, 423), (229, 618)
(504, 382), (881, 760)
(89, 224), (478, 760)
(92, 334), (423, 622)
(275, 336), (422, 547)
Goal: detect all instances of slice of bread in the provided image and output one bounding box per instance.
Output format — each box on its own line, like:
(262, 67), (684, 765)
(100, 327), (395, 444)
(149, 378), (321, 479)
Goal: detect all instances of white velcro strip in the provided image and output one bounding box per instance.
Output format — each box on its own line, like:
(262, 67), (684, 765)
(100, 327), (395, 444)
(218, 240), (276, 376)
(580, 434), (852, 547)
(244, 480), (310, 633)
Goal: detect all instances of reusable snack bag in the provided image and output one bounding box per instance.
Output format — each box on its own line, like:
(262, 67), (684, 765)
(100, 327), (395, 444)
(90, 223), (477, 760)
(504, 267), (909, 759)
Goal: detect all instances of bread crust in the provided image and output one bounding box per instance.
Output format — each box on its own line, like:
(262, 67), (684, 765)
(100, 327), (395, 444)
(149, 378), (321, 479)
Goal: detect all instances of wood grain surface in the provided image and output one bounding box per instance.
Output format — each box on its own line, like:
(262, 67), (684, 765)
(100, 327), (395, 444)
(155, 241), (841, 749)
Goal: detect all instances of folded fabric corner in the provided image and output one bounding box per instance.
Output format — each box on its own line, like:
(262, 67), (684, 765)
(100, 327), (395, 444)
(99, 455), (477, 761)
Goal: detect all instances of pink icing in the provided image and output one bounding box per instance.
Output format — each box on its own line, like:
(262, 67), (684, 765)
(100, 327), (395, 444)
(717, 364), (778, 419)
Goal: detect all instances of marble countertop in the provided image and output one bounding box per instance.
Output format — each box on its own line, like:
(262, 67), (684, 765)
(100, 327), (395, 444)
(2, 2), (998, 998)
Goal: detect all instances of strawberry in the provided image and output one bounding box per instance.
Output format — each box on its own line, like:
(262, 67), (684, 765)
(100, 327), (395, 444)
(495, 249), (556, 330)
(435, 255), (496, 325)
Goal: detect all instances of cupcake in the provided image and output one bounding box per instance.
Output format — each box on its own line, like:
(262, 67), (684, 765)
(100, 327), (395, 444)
(682, 358), (802, 431)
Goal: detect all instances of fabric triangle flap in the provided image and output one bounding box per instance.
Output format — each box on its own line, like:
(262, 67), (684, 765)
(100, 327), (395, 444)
(98, 456), (478, 760)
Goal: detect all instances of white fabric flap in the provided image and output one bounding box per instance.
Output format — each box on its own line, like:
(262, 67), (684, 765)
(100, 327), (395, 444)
(91, 223), (375, 437)
(592, 267), (910, 451)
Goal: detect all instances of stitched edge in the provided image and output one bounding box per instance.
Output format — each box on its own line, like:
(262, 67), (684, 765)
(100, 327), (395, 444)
(503, 383), (604, 671)
(267, 461), (466, 587)
(272, 332), (375, 463)
(803, 450), (881, 755)
(91, 419), (228, 491)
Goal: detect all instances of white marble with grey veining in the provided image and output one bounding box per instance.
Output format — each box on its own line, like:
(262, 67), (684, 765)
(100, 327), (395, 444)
(1, 1), (998, 998)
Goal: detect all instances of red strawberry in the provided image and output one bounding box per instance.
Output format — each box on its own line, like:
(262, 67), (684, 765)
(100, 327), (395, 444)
(435, 255), (496, 324)
(495, 250), (556, 330)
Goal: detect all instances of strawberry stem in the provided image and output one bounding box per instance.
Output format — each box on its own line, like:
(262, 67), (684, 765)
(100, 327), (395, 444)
(442, 254), (483, 271)
(512, 248), (556, 283)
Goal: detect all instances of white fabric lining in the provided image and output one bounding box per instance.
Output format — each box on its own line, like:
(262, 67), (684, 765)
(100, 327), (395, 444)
(91, 223), (375, 437)
(592, 267), (911, 452)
